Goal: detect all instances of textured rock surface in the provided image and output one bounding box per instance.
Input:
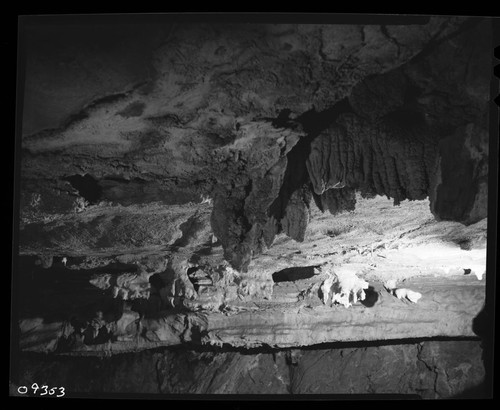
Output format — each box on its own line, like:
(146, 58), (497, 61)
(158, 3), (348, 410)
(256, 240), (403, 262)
(204, 275), (484, 348)
(16, 196), (487, 354)
(13, 340), (485, 397)
(18, 16), (491, 271)
(12, 15), (493, 398)
(306, 114), (438, 205)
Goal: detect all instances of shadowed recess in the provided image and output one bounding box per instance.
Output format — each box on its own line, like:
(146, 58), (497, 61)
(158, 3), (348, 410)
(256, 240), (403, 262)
(272, 266), (319, 283)
(360, 286), (379, 307)
(63, 174), (102, 204)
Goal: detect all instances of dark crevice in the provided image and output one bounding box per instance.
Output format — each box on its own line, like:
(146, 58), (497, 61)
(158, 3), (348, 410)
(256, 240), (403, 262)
(359, 286), (379, 307)
(16, 335), (482, 364)
(149, 273), (166, 290)
(85, 92), (129, 111)
(23, 81), (148, 139)
(64, 335), (481, 356)
(271, 108), (292, 128)
(186, 266), (212, 293)
(17, 255), (139, 317)
(296, 99), (354, 135)
(186, 267), (199, 276)
(84, 81), (150, 112)
(116, 101), (146, 118)
(98, 176), (203, 206)
(272, 266), (318, 283)
(380, 25), (402, 57)
(19, 256), (139, 278)
(62, 174), (103, 204)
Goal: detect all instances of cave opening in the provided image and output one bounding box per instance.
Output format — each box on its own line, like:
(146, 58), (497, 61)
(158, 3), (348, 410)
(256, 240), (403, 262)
(272, 266), (318, 283)
(360, 286), (379, 307)
(63, 174), (102, 204)
(186, 266), (199, 276)
(186, 266), (212, 292)
(149, 273), (166, 290)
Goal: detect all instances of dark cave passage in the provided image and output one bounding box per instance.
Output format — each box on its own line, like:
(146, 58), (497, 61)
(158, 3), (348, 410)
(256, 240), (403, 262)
(186, 266), (213, 293)
(63, 174), (103, 204)
(15, 255), (138, 322)
(360, 286), (379, 308)
(271, 266), (318, 283)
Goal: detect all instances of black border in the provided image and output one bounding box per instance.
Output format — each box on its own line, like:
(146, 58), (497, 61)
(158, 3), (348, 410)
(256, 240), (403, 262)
(9, 12), (499, 403)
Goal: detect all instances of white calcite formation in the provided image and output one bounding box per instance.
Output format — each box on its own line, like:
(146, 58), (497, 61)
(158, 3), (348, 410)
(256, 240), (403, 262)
(384, 279), (422, 303)
(321, 265), (369, 308)
(394, 288), (423, 303)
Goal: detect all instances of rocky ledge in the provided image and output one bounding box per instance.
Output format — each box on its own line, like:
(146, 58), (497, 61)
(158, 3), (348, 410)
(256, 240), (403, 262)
(17, 196), (487, 354)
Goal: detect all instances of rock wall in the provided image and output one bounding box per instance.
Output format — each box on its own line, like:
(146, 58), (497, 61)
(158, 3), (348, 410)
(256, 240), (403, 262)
(12, 340), (485, 398)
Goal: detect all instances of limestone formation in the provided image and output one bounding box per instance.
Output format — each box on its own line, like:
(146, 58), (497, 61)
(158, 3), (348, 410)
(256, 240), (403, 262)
(12, 15), (493, 398)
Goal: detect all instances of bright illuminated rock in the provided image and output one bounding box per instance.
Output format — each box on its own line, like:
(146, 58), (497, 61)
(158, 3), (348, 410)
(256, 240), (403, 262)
(321, 265), (370, 308)
(394, 288), (423, 303)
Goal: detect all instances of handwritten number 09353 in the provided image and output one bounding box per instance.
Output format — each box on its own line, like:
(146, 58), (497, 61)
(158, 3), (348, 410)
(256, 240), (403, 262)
(29, 383), (65, 397)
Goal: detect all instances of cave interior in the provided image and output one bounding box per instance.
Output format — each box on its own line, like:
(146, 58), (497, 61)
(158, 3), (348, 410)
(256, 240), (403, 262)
(10, 14), (497, 399)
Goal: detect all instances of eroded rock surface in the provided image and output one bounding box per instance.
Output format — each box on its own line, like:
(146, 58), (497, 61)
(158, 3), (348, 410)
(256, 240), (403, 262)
(12, 15), (493, 398)
(13, 340), (485, 398)
(19, 16), (491, 271)
(17, 196), (487, 354)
